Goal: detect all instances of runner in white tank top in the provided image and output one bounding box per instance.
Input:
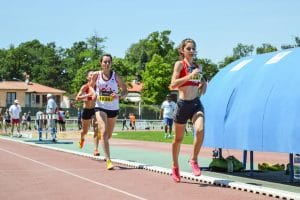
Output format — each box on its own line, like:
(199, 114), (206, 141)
(91, 54), (127, 170)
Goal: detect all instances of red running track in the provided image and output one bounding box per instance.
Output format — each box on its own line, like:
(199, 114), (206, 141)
(0, 138), (277, 200)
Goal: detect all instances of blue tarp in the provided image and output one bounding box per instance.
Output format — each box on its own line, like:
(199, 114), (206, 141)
(202, 47), (300, 153)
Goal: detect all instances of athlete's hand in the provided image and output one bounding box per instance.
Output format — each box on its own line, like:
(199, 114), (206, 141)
(110, 92), (119, 99)
(189, 68), (200, 79)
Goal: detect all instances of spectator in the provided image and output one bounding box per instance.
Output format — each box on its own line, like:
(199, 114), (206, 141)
(26, 111), (32, 130)
(129, 113), (136, 130)
(46, 94), (58, 142)
(21, 113), (27, 130)
(36, 110), (43, 141)
(57, 108), (66, 132)
(4, 109), (11, 135)
(65, 110), (70, 119)
(160, 94), (176, 138)
(9, 99), (22, 137)
(122, 113), (129, 130)
(42, 112), (48, 139)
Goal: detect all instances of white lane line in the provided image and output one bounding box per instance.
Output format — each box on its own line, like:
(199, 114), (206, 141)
(0, 147), (147, 200)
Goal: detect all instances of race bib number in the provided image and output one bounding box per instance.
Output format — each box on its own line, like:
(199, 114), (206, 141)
(98, 96), (113, 102)
(188, 65), (203, 82)
(98, 91), (113, 102)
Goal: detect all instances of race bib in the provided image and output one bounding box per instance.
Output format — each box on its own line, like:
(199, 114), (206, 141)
(188, 65), (203, 82)
(98, 91), (113, 102)
(98, 96), (113, 102)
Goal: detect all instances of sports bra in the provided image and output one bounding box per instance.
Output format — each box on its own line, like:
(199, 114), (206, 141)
(179, 60), (201, 88)
(84, 83), (93, 101)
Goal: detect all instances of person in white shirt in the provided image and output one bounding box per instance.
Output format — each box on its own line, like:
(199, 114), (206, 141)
(9, 99), (22, 137)
(46, 94), (58, 142)
(36, 110), (43, 141)
(160, 94), (176, 139)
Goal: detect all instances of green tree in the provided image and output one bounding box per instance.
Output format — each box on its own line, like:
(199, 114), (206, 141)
(256, 43), (277, 54)
(124, 30), (175, 80)
(233, 43), (254, 58)
(219, 43), (254, 68)
(86, 34), (106, 60)
(71, 59), (99, 94)
(281, 36), (300, 49)
(195, 58), (219, 81)
(142, 54), (173, 104)
(64, 35), (106, 94)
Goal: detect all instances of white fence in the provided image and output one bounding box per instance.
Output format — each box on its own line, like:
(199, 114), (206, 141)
(31, 117), (164, 132)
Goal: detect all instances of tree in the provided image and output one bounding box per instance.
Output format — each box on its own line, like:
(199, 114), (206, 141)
(195, 58), (219, 81)
(233, 43), (254, 58)
(124, 30), (175, 79)
(256, 43), (277, 54)
(219, 55), (239, 69)
(219, 43), (254, 68)
(281, 36), (300, 49)
(111, 57), (134, 83)
(71, 59), (99, 94)
(63, 35), (106, 94)
(86, 34), (106, 60)
(142, 54), (173, 104)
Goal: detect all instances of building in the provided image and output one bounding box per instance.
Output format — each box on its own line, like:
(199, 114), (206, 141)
(125, 80), (143, 103)
(0, 81), (66, 109)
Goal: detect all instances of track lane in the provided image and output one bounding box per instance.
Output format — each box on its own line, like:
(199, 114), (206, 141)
(0, 138), (277, 200)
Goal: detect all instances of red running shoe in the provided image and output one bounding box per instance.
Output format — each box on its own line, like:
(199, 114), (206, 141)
(78, 139), (84, 149)
(189, 159), (201, 176)
(172, 167), (181, 183)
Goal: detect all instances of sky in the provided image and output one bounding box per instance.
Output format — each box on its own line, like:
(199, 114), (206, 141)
(1, 0), (300, 64)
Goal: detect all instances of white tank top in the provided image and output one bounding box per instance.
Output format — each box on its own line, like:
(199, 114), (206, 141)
(95, 71), (119, 110)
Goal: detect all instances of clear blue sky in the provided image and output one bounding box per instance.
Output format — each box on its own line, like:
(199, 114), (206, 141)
(1, 0), (300, 64)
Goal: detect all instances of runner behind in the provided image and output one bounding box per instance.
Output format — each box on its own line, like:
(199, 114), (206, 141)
(75, 70), (100, 156)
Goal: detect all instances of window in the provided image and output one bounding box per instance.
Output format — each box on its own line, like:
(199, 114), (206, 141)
(42, 95), (47, 107)
(25, 93), (31, 107)
(6, 92), (16, 107)
(36, 95), (40, 104)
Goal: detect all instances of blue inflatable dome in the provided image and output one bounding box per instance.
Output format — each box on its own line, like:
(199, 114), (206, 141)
(202, 47), (300, 153)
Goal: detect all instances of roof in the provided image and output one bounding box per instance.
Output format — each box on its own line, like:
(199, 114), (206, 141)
(127, 81), (143, 92)
(0, 81), (66, 94)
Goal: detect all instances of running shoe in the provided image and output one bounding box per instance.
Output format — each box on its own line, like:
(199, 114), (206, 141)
(94, 150), (100, 156)
(189, 159), (201, 176)
(78, 138), (84, 149)
(172, 167), (181, 183)
(106, 159), (114, 170)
